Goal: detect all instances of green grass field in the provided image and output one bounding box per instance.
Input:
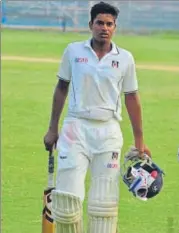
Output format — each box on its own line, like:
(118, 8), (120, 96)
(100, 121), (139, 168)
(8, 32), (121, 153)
(2, 29), (179, 233)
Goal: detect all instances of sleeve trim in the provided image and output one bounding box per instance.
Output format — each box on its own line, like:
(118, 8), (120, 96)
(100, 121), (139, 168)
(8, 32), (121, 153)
(124, 90), (138, 94)
(57, 75), (70, 82)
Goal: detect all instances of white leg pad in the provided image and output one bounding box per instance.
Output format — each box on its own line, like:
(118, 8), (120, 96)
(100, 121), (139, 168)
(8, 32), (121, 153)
(87, 177), (119, 233)
(51, 190), (83, 233)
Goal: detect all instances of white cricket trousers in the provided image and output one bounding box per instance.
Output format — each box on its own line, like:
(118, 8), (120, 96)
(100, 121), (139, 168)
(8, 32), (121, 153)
(56, 117), (123, 201)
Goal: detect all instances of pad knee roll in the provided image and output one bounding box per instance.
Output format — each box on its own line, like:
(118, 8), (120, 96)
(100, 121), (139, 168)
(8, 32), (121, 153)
(87, 177), (119, 233)
(51, 191), (83, 233)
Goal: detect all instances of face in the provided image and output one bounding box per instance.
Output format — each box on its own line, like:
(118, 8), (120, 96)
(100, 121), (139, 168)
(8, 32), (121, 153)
(89, 13), (116, 43)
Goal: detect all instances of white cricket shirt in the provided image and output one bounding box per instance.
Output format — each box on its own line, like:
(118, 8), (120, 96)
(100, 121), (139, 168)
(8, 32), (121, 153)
(57, 39), (138, 121)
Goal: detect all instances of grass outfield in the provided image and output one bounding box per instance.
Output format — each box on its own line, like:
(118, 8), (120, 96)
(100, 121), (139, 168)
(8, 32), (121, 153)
(2, 29), (179, 64)
(2, 29), (179, 233)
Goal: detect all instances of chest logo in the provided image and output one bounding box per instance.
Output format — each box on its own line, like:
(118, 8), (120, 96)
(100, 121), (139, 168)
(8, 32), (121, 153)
(75, 57), (88, 63)
(112, 60), (119, 68)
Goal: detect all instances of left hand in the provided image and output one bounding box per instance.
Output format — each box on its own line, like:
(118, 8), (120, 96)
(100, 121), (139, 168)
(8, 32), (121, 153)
(125, 145), (151, 161)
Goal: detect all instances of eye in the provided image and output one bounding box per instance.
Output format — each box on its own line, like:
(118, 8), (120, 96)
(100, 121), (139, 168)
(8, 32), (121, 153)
(96, 21), (104, 26)
(106, 22), (114, 27)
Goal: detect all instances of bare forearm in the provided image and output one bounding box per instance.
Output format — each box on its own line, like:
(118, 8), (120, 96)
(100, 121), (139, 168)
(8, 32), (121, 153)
(49, 80), (69, 132)
(125, 93), (144, 151)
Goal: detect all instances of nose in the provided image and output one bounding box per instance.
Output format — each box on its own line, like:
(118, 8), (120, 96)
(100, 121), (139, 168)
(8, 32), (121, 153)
(101, 23), (108, 31)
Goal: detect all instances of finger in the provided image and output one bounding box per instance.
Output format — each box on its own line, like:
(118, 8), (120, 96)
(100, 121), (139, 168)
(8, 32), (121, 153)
(144, 149), (151, 157)
(45, 144), (53, 152)
(44, 137), (53, 149)
(54, 141), (57, 149)
(138, 153), (145, 160)
(45, 146), (51, 151)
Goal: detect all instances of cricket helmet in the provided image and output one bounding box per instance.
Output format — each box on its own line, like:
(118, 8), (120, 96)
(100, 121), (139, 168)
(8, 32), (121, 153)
(121, 151), (165, 201)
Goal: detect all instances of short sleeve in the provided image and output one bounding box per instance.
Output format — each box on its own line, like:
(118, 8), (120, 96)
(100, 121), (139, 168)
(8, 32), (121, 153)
(57, 45), (71, 82)
(122, 53), (138, 94)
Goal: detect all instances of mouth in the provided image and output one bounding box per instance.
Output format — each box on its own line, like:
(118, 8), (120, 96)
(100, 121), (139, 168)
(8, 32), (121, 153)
(99, 33), (109, 38)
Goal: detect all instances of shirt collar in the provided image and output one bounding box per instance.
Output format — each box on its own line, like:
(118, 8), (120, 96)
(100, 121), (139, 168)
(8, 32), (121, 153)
(84, 39), (119, 55)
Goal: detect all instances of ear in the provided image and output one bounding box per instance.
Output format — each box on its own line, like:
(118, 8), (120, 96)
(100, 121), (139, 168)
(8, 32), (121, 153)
(113, 23), (117, 32)
(89, 21), (92, 30)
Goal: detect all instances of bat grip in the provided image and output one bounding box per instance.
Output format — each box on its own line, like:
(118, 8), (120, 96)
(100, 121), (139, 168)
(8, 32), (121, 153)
(48, 151), (54, 174)
(48, 151), (54, 188)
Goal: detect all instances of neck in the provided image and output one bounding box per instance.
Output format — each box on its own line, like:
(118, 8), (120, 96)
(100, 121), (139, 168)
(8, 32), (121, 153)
(91, 38), (112, 53)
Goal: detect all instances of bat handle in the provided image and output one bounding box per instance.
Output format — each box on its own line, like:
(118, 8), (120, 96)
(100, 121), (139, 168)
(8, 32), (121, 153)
(48, 151), (54, 188)
(48, 151), (54, 173)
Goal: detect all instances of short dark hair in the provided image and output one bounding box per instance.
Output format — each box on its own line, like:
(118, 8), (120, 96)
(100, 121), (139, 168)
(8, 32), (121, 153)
(90, 2), (119, 23)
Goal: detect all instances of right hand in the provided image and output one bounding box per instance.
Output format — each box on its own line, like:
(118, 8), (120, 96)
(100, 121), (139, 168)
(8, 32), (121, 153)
(43, 129), (59, 152)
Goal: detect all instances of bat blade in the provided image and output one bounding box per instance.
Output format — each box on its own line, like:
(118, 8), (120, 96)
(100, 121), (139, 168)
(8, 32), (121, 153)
(42, 187), (55, 233)
(42, 151), (55, 233)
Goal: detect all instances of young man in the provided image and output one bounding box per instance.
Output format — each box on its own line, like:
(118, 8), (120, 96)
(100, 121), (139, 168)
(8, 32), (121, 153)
(44, 2), (151, 233)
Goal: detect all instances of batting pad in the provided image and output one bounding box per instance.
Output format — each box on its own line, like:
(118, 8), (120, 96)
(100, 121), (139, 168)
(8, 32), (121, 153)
(51, 190), (83, 233)
(87, 176), (119, 233)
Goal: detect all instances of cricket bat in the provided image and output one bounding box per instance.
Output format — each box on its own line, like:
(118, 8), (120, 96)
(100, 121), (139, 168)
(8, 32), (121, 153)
(42, 151), (55, 233)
